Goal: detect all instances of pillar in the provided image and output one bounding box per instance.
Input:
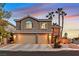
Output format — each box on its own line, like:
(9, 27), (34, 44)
(35, 34), (38, 44)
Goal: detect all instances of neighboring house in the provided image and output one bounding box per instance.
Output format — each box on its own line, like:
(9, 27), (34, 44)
(14, 16), (61, 44)
(72, 38), (79, 44)
(5, 22), (16, 33)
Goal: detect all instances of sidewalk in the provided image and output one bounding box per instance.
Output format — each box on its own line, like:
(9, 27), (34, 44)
(0, 44), (79, 51)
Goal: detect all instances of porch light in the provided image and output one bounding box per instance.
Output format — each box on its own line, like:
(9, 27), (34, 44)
(49, 34), (51, 39)
(49, 34), (51, 43)
(13, 35), (16, 39)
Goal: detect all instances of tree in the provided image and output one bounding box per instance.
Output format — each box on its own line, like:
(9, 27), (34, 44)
(56, 8), (67, 37)
(54, 36), (61, 48)
(56, 8), (63, 26)
(64, 32), (68, 39)
(0, 3), (12, 43)
(61, 11), (67, 36)
(0, 3), (11, 26)
(46, 9), (55, 24)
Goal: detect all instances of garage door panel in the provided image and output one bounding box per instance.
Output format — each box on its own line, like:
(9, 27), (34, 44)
(17, 34), (36, 44)
(38, 34), (48, 44)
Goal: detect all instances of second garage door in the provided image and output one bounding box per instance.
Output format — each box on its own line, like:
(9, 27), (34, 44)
(38, 34), (48, 44)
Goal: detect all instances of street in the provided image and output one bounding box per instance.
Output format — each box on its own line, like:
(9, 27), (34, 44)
(0, 50), (79, 56)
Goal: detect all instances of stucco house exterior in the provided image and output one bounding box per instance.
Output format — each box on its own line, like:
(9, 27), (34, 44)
(5, 22), (16, 33)
(14, 16), (61, 44)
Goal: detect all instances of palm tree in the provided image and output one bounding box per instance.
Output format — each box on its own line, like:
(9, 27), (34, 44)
(56, 8), (67, 37)
(46, 10), (55, 24)
(56, 8), (63, 26)
(61, 11), (67, 36)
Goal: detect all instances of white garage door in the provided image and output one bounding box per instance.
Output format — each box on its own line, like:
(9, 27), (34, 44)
(38, 34), (48, 44)
(17, 34), (36, 44)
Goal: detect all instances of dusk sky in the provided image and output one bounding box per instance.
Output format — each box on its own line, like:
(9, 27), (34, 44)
(4, 3), (79, 38)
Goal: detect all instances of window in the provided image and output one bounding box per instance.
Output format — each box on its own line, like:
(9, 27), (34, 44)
(26, 21), (32, 29)
(41, 22), (47, 29)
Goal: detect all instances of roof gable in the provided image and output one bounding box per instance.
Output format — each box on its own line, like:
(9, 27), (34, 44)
(15, 16), (38, 22)
(14, 16), (52, 22)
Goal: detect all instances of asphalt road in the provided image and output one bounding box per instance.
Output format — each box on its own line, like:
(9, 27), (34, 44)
(0, 50), (79, 56)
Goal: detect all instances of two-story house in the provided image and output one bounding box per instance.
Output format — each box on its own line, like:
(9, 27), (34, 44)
(14, 16), (61, 44)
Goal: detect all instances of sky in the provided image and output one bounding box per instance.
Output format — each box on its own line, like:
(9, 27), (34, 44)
(3, 3), (79, 38)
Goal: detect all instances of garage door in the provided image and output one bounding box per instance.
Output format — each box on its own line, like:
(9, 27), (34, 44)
(17, 34), (36, 44)
(38, 34), (48, 44)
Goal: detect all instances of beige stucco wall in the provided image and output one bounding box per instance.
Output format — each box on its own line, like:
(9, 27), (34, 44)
(16, 18), (52, 31)
(21, 18), (39, 30)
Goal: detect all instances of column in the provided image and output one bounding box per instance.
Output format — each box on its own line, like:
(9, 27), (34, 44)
(35, 34), (38, 44)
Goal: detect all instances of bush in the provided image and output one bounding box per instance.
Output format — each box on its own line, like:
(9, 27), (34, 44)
(54, 43), (61, 48)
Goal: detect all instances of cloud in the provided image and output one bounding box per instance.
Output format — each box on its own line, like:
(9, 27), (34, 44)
(63, 6), (79, 19)
(12, 3), (49, 12)
(65, 15), (79, 19)
(11, 4), (79, 21)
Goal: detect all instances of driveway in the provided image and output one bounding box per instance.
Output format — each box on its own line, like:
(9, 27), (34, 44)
(0, 44), (79, 56)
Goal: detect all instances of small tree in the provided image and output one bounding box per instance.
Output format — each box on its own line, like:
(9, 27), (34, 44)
(64, 32), (68, 39)
(0, 3), (12, 44)
(0, 3), (11, 32)
(54, 36), (61, 48)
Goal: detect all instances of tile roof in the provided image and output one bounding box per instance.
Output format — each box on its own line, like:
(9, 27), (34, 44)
(14, 16), (52, 22)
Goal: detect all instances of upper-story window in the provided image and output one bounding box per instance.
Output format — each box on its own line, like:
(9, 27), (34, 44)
(41, 22), (47, 29)
(26, 21), (32, 29)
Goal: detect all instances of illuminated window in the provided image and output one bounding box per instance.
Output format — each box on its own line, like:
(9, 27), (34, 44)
(26, 21), (32, 29)
(41, 22), (47, 29)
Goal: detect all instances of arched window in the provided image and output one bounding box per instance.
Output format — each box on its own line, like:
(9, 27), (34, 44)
(26, 21), (32, 29)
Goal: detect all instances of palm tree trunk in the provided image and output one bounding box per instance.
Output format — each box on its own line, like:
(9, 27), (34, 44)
(58, 14), (60, 26)
(58, 14), (61, 38)
(61, 14), (64, 37)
